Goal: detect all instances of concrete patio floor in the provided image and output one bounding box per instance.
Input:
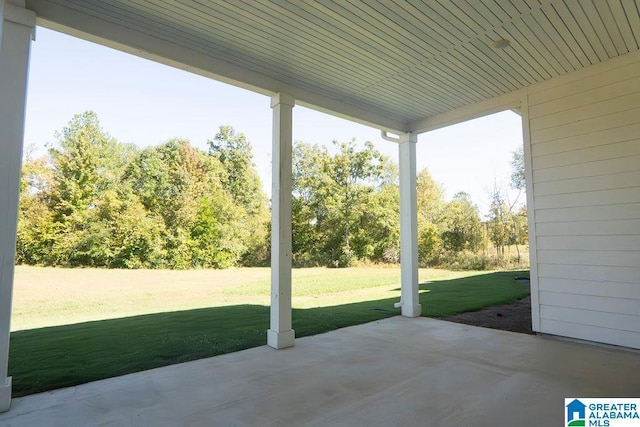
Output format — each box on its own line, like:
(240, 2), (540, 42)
(1, 316), (639, 426)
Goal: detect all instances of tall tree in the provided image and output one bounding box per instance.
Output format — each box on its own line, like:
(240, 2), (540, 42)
(440, 192), (483, 253)
(16, 155), (56, 265)
(125, 139), (249, 268)
(208, 126), (269, 265)
(45, 111), (143, 266)
(292, 139), (396, 266)
(416, 168), (445, 265)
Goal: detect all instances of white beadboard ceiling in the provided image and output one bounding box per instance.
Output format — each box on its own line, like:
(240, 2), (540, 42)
(25, 0), (640, 133)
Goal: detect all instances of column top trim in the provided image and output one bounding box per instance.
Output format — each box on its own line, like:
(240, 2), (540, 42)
(3, 3), (36, 27)
(398, 133), (417, 144)
(271, 93), (295, 108)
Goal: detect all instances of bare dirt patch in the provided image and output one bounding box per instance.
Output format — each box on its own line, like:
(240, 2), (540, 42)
(443, 295), (533, 335)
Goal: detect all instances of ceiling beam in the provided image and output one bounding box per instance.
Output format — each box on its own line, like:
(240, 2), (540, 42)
(409, 89), (524, 135)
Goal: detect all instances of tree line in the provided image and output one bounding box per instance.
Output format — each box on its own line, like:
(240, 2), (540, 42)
(16, 112), (527, 270)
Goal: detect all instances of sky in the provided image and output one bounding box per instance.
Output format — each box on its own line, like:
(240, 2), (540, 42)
(24, 27), (524, 217)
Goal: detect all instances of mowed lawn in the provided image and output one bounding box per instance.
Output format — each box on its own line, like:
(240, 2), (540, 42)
(9, 266), (529, 397)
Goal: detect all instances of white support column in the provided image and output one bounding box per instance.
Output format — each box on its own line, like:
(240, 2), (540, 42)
(267, 93), (295, 349)
(0, 0), (35, 413)
(397, 133), (421, 317)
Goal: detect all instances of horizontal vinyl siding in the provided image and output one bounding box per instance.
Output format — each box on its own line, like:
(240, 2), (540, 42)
(527, 50), (640, 349)
(539, 278), (640, 300)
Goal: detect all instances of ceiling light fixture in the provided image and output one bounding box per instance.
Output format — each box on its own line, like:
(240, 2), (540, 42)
(492, 39), (511, 49)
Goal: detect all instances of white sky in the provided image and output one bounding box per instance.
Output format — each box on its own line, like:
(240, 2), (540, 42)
(24, 28), (524, 217)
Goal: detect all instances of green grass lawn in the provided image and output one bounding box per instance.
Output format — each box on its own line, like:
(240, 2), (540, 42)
(9, 267), (529, 397)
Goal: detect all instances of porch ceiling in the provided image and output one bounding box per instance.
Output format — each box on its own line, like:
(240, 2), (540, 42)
(25, 0), (640, 132)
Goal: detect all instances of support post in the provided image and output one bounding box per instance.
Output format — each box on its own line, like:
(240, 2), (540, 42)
(267, 93), (295, 349)
(0, 0), (35, 413)
(397, 133), (421, 317)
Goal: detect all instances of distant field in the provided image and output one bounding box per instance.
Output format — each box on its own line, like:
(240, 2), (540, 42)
(12, 266), (479, 331)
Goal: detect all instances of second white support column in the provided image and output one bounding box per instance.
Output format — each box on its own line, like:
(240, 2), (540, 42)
(267, 93), (295, 349)
(398, 133), (421, 317)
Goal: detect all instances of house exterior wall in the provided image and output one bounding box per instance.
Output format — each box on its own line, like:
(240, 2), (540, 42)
(524, 49), (640, 349)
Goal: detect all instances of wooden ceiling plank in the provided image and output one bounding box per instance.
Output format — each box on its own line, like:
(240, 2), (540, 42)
(235, 0), (406, 76)
(485, 0), (521, 21)
(464, 38), (529, 89)
(458, 42), (522, 90)
(498, 26), (552, 81)
(501, 22), (554, 80)
(385, 0), (450, 52)
(605, 0), (639, 52)
(593, 0), (631, 54)
(471, 0), (511, 25)
(563, 0), (611, 61)
(434, 54), (500, 98)
(262, 0), (410, 71)
(310, 1), (462, 112)
(422, 0), (478, 38)
(403, 0), (468, 44)
(303, 0), (417, 65)
(445, 47), (515, 94)
(138, 0), (372, 94)
(522, 0), (545, 9)
(476, 32), (541, 85)
(352, 85), (442, 119)
(509, 17), (567, 75)
(370, 63), (477, 112)
(367, 67), (470, 112)
(414, 60), (486, 102)
(621, 0), (640, 48)
(552, 0), (600, 64)
(344, 0), (442, 60)
(533, 3), (588, 70)
(529, 8), (579, 71)
(88, 0), (372, 99)
(370, 0), (442, 54)
(445, 1), (494, 33)
(542, 2), (591, 67)
(507, 0), (531, 14)
(262, 0), (413, 72)
(578, 0), (620, 58)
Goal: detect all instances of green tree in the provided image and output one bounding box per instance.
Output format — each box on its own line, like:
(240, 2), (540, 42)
(487, 186), (507, 258)
(125, 139), (249, 268)
(416, 168), (445, 265)
(292, 139), (396, 266)
(16, 154), (56, 265)
(208, 126), (269, 265)
(43, 111), (145, 266)
(440, 192), (483, 253)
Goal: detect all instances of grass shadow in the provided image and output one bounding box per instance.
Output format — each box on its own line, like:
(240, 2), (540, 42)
(9, 270), (529, 397)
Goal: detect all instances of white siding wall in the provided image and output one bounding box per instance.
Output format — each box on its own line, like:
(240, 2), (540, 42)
(525, 50), (640, 349)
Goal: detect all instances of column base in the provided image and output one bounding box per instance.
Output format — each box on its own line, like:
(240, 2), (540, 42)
(267, 329), (295, 349)
(401, 304), (422, 318)
(0, 377), (11, 413)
